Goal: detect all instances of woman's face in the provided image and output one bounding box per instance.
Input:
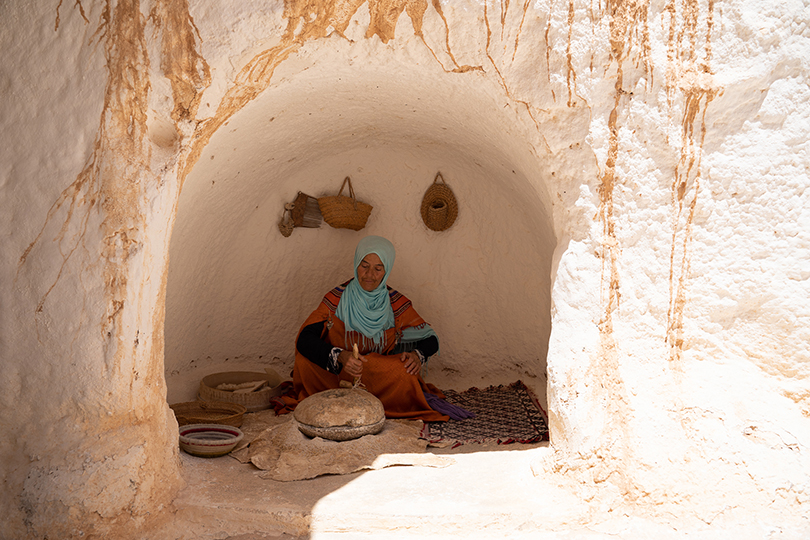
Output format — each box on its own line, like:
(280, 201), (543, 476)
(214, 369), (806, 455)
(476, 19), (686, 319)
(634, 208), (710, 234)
(357, 253), (385, 291)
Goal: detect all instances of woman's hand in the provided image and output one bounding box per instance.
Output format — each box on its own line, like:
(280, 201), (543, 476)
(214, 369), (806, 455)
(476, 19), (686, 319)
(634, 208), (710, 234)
(400, 351), (422, 375)
(339, 349), (366, 378)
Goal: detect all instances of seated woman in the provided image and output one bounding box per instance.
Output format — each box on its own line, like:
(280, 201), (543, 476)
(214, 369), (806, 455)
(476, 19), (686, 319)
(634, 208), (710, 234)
(282, 235), (469, 422)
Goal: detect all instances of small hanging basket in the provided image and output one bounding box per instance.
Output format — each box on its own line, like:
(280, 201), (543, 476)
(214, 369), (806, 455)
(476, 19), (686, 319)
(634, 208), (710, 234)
(290, 191), (322, 228)
(318, 176), (373, 231)
(278, 202), (295, 237)
(421, 172), (458, 231)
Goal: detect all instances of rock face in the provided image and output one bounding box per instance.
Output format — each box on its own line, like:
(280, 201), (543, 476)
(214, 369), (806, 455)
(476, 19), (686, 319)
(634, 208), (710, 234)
(2, 0), (809, 538)
(294, 388), (386, 441)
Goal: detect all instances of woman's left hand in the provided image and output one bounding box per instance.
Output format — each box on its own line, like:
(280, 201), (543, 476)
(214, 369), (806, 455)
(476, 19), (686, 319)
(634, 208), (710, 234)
(400, 351), (421, 375)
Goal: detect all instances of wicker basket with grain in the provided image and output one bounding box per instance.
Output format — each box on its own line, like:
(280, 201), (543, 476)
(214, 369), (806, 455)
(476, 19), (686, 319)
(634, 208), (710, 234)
(170, 400), (247, 427)
(198, 369), (284, 412)
(318, 177), (373, 231)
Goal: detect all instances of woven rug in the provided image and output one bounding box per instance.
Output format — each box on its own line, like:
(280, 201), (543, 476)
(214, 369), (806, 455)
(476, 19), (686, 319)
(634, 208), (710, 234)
(420, 381), (549, 446)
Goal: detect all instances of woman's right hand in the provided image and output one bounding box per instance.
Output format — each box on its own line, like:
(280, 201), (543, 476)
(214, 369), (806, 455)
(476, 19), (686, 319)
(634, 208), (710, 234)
(339, 349), (367, 378)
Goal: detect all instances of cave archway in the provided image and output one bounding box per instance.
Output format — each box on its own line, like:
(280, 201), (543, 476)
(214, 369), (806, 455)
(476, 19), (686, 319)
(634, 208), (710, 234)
(164, 52), (558, 407)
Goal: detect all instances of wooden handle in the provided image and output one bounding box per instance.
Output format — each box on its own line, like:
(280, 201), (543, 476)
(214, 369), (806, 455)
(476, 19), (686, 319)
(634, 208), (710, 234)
(352, 344), (361, 388)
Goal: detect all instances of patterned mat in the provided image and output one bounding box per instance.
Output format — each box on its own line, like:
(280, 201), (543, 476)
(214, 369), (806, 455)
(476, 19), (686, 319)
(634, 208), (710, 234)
(420, 381), (549, 446)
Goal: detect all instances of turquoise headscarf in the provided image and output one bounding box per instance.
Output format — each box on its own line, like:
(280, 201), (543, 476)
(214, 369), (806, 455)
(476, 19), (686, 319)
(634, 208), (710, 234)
(335, 235), (438, 353)
(335, 236), (397, 347)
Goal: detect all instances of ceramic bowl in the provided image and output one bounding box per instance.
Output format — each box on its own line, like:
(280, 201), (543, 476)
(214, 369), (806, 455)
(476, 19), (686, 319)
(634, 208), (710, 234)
(179, 424), (244, 457)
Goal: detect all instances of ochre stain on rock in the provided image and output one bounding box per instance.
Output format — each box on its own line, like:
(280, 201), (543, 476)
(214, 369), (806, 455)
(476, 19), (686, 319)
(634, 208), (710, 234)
(579, 1), (718, 490)
(366, 0), (416, 43)
(511, 0), (532, 63)
(25, 0), (212, 340)
(584, 0), (715, 369)
(93, 0), (152, 363)
(423, 0), (482, 73)
(665, 0), (717, 363)
(21, 0), (153, 348)
(565, 0), (578, 106)
(582, 0), (653, 498)
(55, 0), (89, 30)
(597, 0), (652, 337)
(151, 0), (211, 123)
(180, 0), (488, 184)
(16, 1), (190, 536)
(482, 1), (541, 128)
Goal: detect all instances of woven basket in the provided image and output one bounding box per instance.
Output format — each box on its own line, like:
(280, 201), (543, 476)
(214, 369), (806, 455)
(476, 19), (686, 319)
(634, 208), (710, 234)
(199, 370), (284, 413)
(170, 400), (246, 428)
(421, 172), (458, 231)
(318, 177), (373, 231)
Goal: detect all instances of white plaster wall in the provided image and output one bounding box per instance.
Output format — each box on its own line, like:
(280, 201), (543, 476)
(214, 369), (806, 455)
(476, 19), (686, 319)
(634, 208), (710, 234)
(2, 0), (809, 538)
(2, 1), (186, 537)
(538, 0), (810, 530)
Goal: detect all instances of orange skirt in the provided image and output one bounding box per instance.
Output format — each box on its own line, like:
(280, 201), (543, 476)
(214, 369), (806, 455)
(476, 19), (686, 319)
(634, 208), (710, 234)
(280, 298), (449, 422)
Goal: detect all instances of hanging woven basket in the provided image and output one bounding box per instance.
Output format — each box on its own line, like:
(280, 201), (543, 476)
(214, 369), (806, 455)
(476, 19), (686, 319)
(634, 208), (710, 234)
(318, 176), (373, 231)
(421, 172), (458, 231)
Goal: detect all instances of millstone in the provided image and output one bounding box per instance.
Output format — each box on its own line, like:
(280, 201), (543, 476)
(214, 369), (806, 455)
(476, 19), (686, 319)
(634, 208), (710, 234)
(294, 388), (385, 441)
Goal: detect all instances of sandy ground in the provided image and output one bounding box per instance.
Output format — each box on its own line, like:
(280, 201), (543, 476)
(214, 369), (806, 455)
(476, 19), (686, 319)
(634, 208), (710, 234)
(154, 369), (556, 539)
(159, 430), (551, 540)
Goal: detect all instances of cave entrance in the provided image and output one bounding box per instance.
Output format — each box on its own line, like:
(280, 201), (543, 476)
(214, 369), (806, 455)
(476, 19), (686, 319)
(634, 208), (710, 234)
(164, 56), (556, 432)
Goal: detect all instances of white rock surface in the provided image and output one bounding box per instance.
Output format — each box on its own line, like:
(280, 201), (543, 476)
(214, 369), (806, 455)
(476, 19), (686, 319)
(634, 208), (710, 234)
(2, 0), (808, 538)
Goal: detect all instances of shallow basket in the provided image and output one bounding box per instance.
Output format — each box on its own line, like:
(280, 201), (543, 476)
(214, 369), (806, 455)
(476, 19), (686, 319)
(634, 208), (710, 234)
(170, 400), (246, 428)
(318, 176), (373, 231)
(199, 369), (284, 412)
(179, 424), (244, 458)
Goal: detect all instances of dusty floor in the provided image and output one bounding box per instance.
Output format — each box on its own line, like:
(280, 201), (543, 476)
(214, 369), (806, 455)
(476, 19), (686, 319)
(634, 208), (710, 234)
(153, 373), (568, 539)
(154, 426), (555, 539)
(150, 377), (771, 540)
